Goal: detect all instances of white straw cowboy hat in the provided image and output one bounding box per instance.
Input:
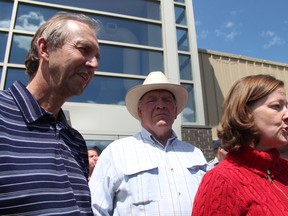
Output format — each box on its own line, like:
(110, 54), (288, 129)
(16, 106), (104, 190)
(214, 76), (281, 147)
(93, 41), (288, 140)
(125, 71), (188, 120)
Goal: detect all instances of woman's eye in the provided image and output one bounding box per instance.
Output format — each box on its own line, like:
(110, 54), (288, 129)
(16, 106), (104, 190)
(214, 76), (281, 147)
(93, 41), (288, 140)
(271, 103), (283, 110)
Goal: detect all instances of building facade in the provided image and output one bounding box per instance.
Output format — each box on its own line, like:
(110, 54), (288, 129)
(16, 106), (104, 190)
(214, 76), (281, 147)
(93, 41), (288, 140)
(1, 1), (212, 156)
(199, 48), (288, 141)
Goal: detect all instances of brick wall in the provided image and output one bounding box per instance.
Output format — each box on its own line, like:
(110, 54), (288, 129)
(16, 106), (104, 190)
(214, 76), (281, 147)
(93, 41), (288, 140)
(181, 125), (214, 161)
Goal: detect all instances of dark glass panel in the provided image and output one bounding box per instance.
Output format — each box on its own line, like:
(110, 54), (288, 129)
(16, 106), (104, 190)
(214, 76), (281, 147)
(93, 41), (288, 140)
(0, 67), (2, 83)
(9, 34), (32, 64)
(15, 4), (162, 47)
(175, 5), (186, 25)
(179, 54), (192, 80)
(15, 3), (59, 31)
(99, 44), (163, 76)
(86, 140), (113, 151)
(0, 0), (13, 28)
(93, 15), (162, 47)
(0, 33), (8, 62)
(5, 68), (29, 89)
(176, 28), (189, 51)
(30, 0), (160, 20)
(69, 76), (143, 105)
(182, 83), (196, 122)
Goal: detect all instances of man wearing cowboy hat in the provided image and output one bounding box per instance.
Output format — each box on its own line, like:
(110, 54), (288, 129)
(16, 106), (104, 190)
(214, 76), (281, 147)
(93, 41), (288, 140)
(89, 71), (207, 215)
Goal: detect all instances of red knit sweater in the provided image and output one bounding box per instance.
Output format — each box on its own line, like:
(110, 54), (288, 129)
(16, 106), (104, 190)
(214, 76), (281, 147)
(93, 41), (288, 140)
(192, 146), (288, 215)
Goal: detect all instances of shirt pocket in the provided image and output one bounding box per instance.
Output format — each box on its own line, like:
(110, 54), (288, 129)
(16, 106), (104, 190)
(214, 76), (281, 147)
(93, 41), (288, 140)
(123, 165), (161, 205)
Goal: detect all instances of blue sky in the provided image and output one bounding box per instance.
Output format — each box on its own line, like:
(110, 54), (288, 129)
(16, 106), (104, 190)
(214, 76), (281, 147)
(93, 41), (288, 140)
(193, 0), (288, 64)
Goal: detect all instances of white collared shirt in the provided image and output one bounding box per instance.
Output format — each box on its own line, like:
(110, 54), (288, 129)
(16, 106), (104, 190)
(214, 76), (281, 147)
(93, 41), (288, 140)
(89, 128), (207, 216)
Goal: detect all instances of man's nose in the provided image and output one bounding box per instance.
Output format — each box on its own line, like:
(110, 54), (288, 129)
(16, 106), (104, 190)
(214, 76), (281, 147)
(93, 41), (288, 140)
(86, 56), (98, 70)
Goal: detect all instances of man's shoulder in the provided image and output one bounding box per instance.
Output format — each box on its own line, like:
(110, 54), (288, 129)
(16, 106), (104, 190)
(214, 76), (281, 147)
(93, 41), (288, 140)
(106, 135), (141, 153)
(174, 140), (203, 152)
(0, 88), (13, 101)
(0, 89), (19, 117)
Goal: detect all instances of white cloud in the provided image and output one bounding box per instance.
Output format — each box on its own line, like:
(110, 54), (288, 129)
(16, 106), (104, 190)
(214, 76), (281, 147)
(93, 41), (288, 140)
(197, 30), (209, 39)
(15, 11), (46, 32)
(183, 107), (195, 122)
(261, 31), (286, 49)
(230, 10), (238, 16)
(214, 20), (240, 42)
(13, 11), (46, 51)
(13, 35), (31, 52)
(0, 19), (10, 28)
(195, 20), (201, 26)
(226, 31), (238, 40)
(215, 29), (238, 41)
(224, 21), (234, 28)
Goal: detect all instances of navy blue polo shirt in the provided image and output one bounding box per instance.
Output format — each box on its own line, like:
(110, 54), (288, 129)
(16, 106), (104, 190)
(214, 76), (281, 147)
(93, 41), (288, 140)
(0, 81), (92, 215)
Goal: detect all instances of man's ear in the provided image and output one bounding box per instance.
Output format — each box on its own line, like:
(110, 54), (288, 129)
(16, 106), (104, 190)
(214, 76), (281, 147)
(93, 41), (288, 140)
(138, 107), (142, 119)
(174, 107), (178, 119)
(37, 37), (49, 60)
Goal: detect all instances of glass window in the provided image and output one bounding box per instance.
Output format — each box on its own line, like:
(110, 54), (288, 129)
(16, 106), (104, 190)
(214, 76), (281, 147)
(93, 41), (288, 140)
(176, 28), (189, 51)
(15, 3), (60, 32)
(94, 15), (162, 47)
(32, 0), (161, 20)
(9, 34), (32, 64)
(0, 32), (8, 62)
(86, 140), (113, 151)
(0, 0), (13, 28)
(5, 68), (29, 89)
(175, 5), (186, 25)
(69, 76), (143, 105)
(182, 83), (196, 122)
(179, 54), (192, 80)
(0, 67), (2, 83)
(99, 44), (163, 75)
(15, 4), (162, 48)
(174, 0), (184, 3)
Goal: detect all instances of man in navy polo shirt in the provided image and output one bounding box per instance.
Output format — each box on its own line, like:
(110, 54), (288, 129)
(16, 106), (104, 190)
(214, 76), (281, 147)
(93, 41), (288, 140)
(0, 12), (100, 215)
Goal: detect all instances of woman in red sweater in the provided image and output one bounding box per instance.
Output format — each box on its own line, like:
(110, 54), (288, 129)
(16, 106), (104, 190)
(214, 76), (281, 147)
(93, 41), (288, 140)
(192, 74), (288, 215)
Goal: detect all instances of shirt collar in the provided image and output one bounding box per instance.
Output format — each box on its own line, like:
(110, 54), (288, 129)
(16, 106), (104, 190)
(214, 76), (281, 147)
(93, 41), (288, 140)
(9, 81), (46, 123)
(140, 127), (177, 147)
(9, 81), (77, 136)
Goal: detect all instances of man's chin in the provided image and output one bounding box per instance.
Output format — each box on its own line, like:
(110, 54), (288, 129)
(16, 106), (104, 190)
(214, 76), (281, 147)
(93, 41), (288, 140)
(156, 120), (170, 127)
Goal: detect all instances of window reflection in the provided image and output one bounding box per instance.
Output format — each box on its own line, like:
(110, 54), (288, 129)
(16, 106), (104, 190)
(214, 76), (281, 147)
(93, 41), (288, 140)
(69, 76), (143, 105)
(10, 34), (32, 64)
(0, 67), (2, 83)
(99, 45), (163, 75)
(86, 140), (113, 151)
(175, 5), (186, 25)
(5, 68), (29, 89)
(15, 4), (162, 47)
(0, 0), (13, 28)
(30, 0), (160, 20)
(182, 83), (196, 122)
(0, 33), (8, 62)
(93, 15), (162, 47)
(15, 3), (60, 31)
(176, 28), (189, 51)
(174, 0), (185, 3)
(179, 54), (192, 80)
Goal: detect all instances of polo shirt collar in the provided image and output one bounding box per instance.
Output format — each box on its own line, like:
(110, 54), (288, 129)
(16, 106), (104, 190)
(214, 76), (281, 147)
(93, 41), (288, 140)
(9, 81), (48, 123)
